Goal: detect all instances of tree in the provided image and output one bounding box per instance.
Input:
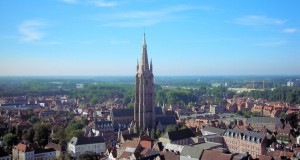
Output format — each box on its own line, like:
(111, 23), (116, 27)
(52, 125), (67, 146)
(66, 111), (75, 120)
(29, 116), (40, 124)
(78, 151), (99, 160)
(165, 125), (179, 133)
(156, 129), (162, 138)
(280, 112), (286, 118)
(243, 111), (252, 118)
(65, 120), (85, 141)
(285, 113), (298, 128)
(82, 118), (89, 126)
(33, 124), (50, 147)
(3, 133), (18, 152)
(58, 153), (72, 160)
(90, 95), (99, 105)
(66, 130), (84, 142)
(127, 102), (134, 109)
(179, 125), (188, 130)
(150, 129), (156, 140)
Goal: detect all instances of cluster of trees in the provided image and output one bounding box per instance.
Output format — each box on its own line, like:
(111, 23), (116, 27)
(69, 84), (134, 105)
(2, 78), (300, 108)
(2, 124), (50, 153)
(0, 80), (68, 97)
(155, 86), (233, 106)
(51, 120), (85, 146)
(243, 87), (300, 104)
(235, 110), (264, 118)
(285, 113), (299, 128)
(3, 133), (18, 152)
(156, 89), (196, 106)
(77, 151), (99, 160)
(2, 120), (85, 154)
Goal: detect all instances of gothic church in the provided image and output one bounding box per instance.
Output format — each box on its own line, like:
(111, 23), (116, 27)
(134, 33), (155, 130)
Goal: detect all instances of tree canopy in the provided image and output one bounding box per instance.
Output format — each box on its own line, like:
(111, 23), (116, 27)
(3, 133), (18, 151)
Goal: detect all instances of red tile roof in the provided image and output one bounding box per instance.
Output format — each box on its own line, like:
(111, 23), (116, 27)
(259, 155), (273, 160)
(15, 143), (33, 152)
(139, 140), (153, 149)
(268, 150), (295, 158)
(120, 140), (139, 150)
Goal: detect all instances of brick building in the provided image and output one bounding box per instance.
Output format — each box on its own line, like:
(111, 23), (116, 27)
(247, 117), (283, 132)
(223, 128), (268, 158)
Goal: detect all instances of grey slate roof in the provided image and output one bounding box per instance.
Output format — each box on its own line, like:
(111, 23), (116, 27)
(162, 128), (195, 141)
(155, 107), (163, 115)
(111, 107), (164, 118)
(34, 148), (56, 154)
(180, 146), (204, 159)
(70, 136), (105, 145)
(201, 126), (225, 136)
(156, 115), (177, 125)
(247, 117), (282, 124)
(122, 133), (139, 141)
(111, 109), (134, 117)
(224, 128), (266, 144)
(191, 142), (222, 150)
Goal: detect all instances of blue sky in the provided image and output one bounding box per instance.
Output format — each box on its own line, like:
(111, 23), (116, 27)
(0, 0), (300, 76)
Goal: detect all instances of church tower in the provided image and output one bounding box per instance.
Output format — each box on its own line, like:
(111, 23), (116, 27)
(134, 33), (155, 130)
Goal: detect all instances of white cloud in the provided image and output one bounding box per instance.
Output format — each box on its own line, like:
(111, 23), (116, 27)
(34, 41), (63, 45)
(88, 0), (121, 7)
(96, 5), (212, 27)
(60, 0), (79, 4)
(283, 28), (299, 33)
(107, 5), (211, 19)
(19, 20), (46, 42)
(104, 19), (162, 27)
(233, 15), (285, 26)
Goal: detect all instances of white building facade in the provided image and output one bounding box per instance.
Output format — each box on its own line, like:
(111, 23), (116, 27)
(68, 136), (106, 158)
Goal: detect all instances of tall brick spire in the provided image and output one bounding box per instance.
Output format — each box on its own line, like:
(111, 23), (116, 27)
(134, 33), (155, 130)
(140, 33), (149, 72)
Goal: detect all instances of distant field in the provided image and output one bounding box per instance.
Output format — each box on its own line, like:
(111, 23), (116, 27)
(228, 88), (265, 92)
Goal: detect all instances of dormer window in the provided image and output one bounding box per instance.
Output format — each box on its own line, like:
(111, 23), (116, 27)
(258, 138), (261, 143)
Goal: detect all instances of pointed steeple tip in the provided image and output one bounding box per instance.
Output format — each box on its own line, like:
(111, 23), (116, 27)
(140, 32), (149, 71)
(143, 32), (147, 47)
(150, 59), (153, 72)
(136, 59), (139, 71)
